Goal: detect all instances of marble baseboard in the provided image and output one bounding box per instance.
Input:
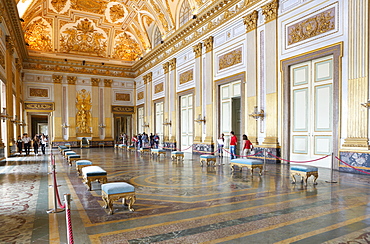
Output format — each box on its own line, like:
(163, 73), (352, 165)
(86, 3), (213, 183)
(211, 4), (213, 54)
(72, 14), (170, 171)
(52, 141), (114, 148)
(163, 142), (177, 151)
(339, 151), (370, 175)
(247, 147), (281, 163)
(192, 143), (215, 155)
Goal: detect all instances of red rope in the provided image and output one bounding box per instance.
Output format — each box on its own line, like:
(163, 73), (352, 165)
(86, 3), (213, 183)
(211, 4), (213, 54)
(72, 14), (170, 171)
(66, 208), (74, 244)
(53, 170), (66, 209)
(222, 148), (262, 157)
(335, 156), (370, 175)
(267, 151), (330, 163)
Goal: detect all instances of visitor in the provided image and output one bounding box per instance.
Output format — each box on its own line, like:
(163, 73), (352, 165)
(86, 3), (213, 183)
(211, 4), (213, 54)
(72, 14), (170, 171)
(229, 131), (237, 159)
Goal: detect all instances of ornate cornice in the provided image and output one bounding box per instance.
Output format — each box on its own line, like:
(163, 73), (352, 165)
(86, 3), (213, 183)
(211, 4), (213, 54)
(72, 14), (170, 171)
(104, 79), (113, 87)
(67, 76), (76, 85)
(204, 36), (214, 53)
(262, 0), (278, 23)
(52, 75), (63, 83)
(193, 43), (203, 58)
(91, 78), (100, 86)
(169, 58), (176, 71)
(163, 62), (169, 74)
(6, 35), (15, 55)
(243, 10), (258, 33)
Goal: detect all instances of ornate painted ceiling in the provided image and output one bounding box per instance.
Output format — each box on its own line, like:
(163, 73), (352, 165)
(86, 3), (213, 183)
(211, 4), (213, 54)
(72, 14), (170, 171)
(16, 0), (209, 64)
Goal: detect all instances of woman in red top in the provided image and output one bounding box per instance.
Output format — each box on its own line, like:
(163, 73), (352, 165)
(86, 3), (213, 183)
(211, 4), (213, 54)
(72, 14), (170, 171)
(241, 134), (253, 156)
(229, 131), (237, 159)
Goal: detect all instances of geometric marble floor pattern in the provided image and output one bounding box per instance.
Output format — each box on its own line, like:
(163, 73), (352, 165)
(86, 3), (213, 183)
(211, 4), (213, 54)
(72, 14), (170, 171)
(1, 148), (370, 244)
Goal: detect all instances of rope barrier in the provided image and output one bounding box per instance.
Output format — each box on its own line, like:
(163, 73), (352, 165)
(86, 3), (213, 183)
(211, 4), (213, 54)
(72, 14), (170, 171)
(267, 151), (330, 163)
(222, 148), (262, 157)
(64, 194), (74, 244)
(335, 156), (370, 175)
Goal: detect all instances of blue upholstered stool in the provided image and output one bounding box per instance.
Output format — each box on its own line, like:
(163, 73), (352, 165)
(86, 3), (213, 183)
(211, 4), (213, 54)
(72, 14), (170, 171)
(64, 151), (76, 158)
(76, 160), (92, 175)
(58, 146), (67, 151)
(200, 155), (217, 166)
(118, 144), (127, 149)
(82, 166), (107, 191)
(61, 148), (72, 155)
(140, 147), (151, 154)
(290, 165), (318, 185)
(151, 149), (166, 158)
(67, 154), (81, 166)
(128, 146), (135, 152)
(65, 143), (71, 149)
(230, 159), (263, 175)
(171, 151), (184, 161)
(101, 182), (136, 215)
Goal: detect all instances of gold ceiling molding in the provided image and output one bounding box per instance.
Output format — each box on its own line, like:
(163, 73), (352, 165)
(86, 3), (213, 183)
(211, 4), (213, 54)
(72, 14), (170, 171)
(203, 36), (214, 53)
(6, 35), (15, 55)
(179, 69), (194, 85)
(163, 62), (169, 74)
(91, 78), (100, 86)
(110, 4), (126, 23)
(149, 0), (171, 32)
(25, 102), (54, 111)
(193, 43), (203, 58)
(24, 18), (53, 52)
(138, 91), (144, 100)
(116, 93), (130, 101)
(53, 75), (63, 83)
(104, 79), (113, 87)
(288, 7), (335, 46)
(243, 10), (258, 33)
(67, 76), (77, 84)
(113, 32), (142, 61)
(51, 0), (68, 13)
(219, 47), (242, 70)
(154, 82), (164, 94)
(169, 58), (176, 71)
(70, 0), (106, 15)
(262, 0), (278, 23)
(30, 88), (48, 97)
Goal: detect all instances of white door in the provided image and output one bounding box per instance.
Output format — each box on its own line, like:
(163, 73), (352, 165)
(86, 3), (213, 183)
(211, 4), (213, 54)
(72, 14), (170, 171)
(181, 94), (193, 151)
(290, 56), (333, 168)
(137, 107), (144, 134)
(155, 102), (163, 143)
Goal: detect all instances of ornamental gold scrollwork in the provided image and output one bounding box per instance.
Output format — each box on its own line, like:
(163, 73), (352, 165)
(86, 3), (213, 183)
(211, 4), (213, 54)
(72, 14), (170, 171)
(111, 106), (134, 113)
(70, 0), (107, 14)
(91, 78), (100, 86)
(0, 51), (5, 69)
(243, 10), (258, 33)
(76, 89), (92, 134)
(53, 75), (63, 83)
(138, 91), (144, 100)
(51, 0), (68, 13)
(288, 8), (335, 46)
(261, 0), (278, 23)
(179, 70), (193, 84)
(67, 76), (77, 84)
(24, 18), (53, 51)
(193, 43), (202, 58)
(30, 88), (48, 97)
(219, 48), (242, 70)
(25, 102), (54, 110)
(203, 36), (214, 53)
(109, 4), (126, 23)
(104, 79), (112, 87)
(155, 83), (164, 93)
(116, 93), (130, 101)
(113, 32), (142, 61)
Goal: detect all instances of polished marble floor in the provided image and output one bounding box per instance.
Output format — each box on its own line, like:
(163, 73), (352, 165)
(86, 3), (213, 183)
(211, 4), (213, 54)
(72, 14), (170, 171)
(1, 147), (370, 244)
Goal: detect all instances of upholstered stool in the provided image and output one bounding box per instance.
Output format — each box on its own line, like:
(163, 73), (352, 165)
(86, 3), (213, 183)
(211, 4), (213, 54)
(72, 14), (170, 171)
(151, 149), (166, 158)
(171, 151), (184, 161)
(230, 159), (263, 175)
(140, 147), (151, 154)
(290, 165), (318, 185)
(127, 146), (135, 152)
(101, 182), (136, 215)
(82, 166), (108, 191)
(118, 144), (127, 150)
(200, 155), (217, 166)
(67, 154), (81, 166)
(61, 148), (72, 155)
(58, 146), (67, 151)
(98, 142), (105, 148)
(64, 151), (76, 159)
(76, 160), (92, 175)
(65, 143), (71, 149)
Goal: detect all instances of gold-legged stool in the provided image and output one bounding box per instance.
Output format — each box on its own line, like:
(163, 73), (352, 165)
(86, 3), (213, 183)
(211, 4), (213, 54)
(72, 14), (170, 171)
(140, 147), (151, 154)
(230, 159), (263, 175)
(151, 149), (166, 158)
(82, 166), (108, 191)
(290, 165), (318, 185)
(102, 182), (136, 215)
(171, 151), (184, 162)
(75, 160), (93, 175)
(200, 155), (217, 166)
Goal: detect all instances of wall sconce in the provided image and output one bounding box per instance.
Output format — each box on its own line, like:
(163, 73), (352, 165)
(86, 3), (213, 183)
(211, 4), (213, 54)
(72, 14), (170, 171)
(361, 100), (370, 108)
(163, 118), (172, 126)
(11, 115), (20, 124)
(61, 123), (69, 128)
(0, 108), (9, 122)
(98, 124), (106, 129)
(194, 114), (206, 123)
(142, 122), (149, 128)
(19, 120), (27, 127)
(249, 106), (265, 120)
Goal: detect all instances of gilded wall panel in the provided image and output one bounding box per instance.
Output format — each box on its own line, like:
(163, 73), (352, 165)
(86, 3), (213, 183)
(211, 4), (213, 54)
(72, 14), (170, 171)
(30, 88), (48, 97)
(25, 102), (54, 111)
(112, 105), (134, 113)
(138, 91), (144, 100)
(288, 7), (335, 46)
(179, 70), (193, 84)
(116, 93), (130, 101)
(218, 47), (242, 70)
(154, 83), (164, 93)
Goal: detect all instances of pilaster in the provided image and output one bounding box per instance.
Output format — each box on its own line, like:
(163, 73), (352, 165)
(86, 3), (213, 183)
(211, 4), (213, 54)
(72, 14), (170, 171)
(53, 75), (63, 140)
(103, 79), (113, 139)
(193, 42), (203, 143)
(169, 58), (177, 142)
(67, 76), (77, 140)
(163, 62), (170, 142)
(203, 36), (214, 144)
(91, 78), (100, 140)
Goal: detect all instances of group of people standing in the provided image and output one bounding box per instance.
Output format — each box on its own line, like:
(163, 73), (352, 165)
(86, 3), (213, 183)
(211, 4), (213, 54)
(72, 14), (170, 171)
(217, 131), (253, 159)
(16, 133), (48, 156)
(131, 132), (160, 149)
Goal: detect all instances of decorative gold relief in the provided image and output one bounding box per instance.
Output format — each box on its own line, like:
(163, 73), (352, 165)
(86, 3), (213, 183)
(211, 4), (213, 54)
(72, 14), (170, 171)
(219, 47), (242, 70)
(203, 36), (214, 53)
(24, 18), (52, 51)
(193, 43), (202, 58)
(113, 32), (142, 61)
(25, 102), (54, 111)
(163, 62), (169, 74)
(179, 69), (193, 84)
(149, 0), (170, 32)
(112, 105), (134, 113)
(30, 88), (48, 97)
(132, 24), (148, 50)
(51, 0), (68, 13)
(70, 0), (107, 14)
(76, 89), (92, 134)
(110, 4), (125, 23)
(138, 91), (144, 100)
(243, 10), (258, 33)
(155, 83), (164, 93)
(6, 35), (14, 55)
(0, 51), (4, 69)
(67, 76), (77, 84)
(116, 93), (130, 101)
(169, 58), (176, 71)
(262, 0), (278, 23)
(104, 79), (112, 87)
(143, 72), (152, 84)
(52, 75), (63, 83)
(288, 8), (335, 46)
(60, 18), (107, 56)
(15, 58), (22, 71)
(91, 78), (100, 86)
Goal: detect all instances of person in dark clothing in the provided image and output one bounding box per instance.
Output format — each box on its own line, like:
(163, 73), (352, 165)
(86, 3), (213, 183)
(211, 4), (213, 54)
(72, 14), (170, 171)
(33, 134), (40, 156)
(16, 135), (23, 155)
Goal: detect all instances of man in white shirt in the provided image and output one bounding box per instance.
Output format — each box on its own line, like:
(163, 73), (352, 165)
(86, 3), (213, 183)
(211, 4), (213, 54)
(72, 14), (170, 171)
(22, 133), (31, 156)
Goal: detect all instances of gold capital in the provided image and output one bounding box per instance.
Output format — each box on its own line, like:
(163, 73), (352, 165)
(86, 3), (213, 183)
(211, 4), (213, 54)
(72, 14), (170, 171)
(163, 62), (169, 74)
(262, 0), (278, 23)
(169, 58), (176, 71)
(67, 76), (77, 85)
(203, 36), (214, 53)
(6, 35), (15, 55)
(53, 75), (63, 83)
(104, 79), (113, 87)
(193, 43), (203, 58)
(243, 10), (258, 33)
(91, 78), (100, 86)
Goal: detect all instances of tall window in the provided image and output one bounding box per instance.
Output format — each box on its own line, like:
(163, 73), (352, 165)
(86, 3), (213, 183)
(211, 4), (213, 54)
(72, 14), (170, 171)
(138, 107), (144, 134)
(153, 27), (162, 48)
(179, 0), (191, 27)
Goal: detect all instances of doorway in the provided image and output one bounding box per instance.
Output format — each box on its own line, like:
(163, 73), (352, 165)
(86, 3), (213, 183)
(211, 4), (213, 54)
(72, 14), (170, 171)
(180, 94), (193, 151)
(31, 115), (49, 137)
(114, 115), (132, 143)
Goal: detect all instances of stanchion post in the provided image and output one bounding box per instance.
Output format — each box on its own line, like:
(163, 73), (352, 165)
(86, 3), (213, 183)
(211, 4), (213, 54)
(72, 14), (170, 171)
(47, 157), (65, 213)
(325, 152), (337, 183)
(64, 194), (74, 244)
(263, 148), (268, 172)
